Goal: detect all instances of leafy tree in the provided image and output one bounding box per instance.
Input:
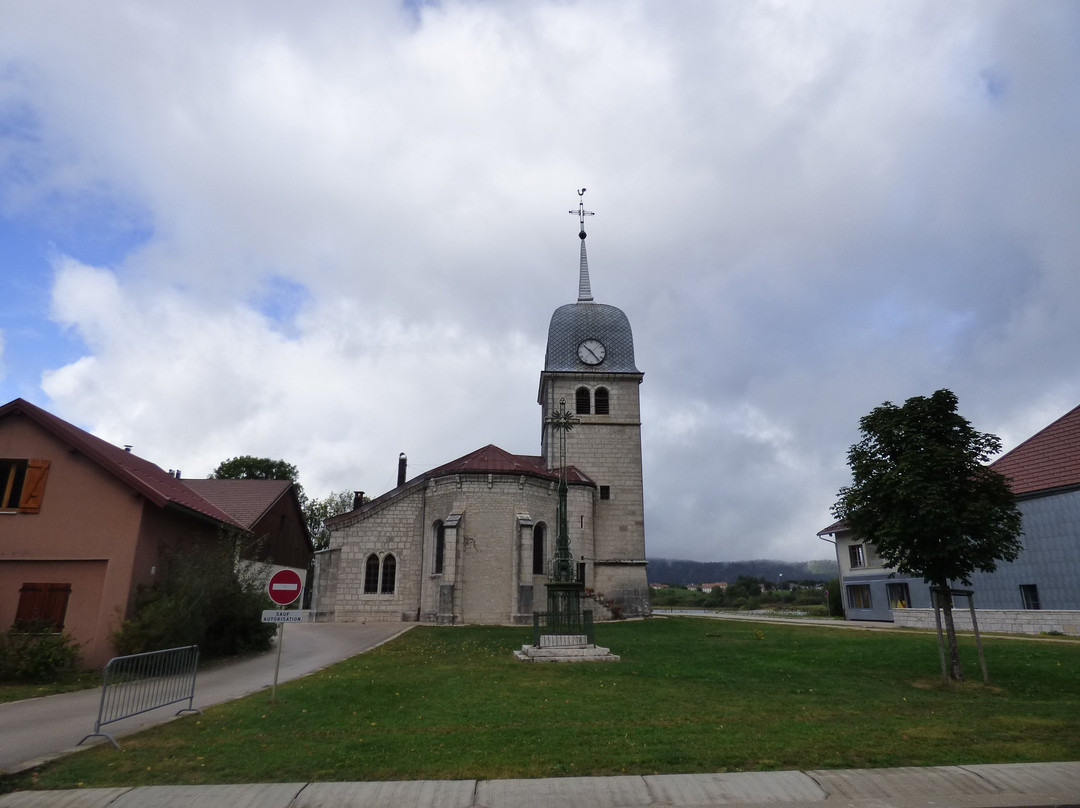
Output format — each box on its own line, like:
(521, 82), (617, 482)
(832, 389), (1023, 681)
(210, 456), (300, 483)
(114, 529), (276, 658)
(306, 490), (359, 550)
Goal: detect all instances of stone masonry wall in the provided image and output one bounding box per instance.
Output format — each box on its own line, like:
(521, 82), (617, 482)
(891, 608), (1080, 636)
(319, 472), (600, 625)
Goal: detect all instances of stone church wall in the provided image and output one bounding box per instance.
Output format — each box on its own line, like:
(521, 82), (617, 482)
(317, 473), (599, 625)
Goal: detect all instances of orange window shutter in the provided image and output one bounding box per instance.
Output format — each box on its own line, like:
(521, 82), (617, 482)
(19, 460), (51, 513)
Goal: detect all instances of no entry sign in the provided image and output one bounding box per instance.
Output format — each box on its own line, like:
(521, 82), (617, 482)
(267, 568), (303, 606)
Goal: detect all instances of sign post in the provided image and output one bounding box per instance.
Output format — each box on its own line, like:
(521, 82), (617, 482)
(266, 569), (303, 702)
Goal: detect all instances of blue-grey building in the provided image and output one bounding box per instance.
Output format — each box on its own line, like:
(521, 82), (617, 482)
(820, 403), (1080, 633)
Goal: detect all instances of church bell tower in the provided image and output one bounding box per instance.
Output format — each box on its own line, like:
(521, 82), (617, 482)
(537, 190), (649, 616)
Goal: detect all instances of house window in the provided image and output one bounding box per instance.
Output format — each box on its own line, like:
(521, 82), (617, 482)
(847, 584), (872, 610)
(575, 387), (591, 415)
(532, 523), (546, 575)
(381, 554), (397, 594)
(363, 554), (380, 594)
(433, 521), (445, 574)
(0, 459), (50, 513)
(599, 486), (611, 500)
(594, 388), (609, 415)
(887, 583), (910, 609)
(848, 543), (866, 568)
(1020, 584), (1041, 610)
(14, 583), (71, 631)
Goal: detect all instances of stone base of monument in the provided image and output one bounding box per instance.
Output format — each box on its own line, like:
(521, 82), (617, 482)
(513, 633), (620, 662)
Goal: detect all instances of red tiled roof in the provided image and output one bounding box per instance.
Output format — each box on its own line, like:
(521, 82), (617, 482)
(183, 478), (294, 529)
(990, 403), (1080, 496)
(0, 398), (244, 529)
(419, 444), (592, 484)
(325, 444), (593, 527)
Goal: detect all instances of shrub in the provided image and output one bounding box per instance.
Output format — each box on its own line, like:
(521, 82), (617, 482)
(114, 529), (276, 659)
(0, 620), (81, 681)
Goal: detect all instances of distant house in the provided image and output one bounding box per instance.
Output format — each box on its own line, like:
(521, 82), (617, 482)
(701, 582), (727, 593)
(820, 403), (1080, 635)
(183, 478), (311, 572)
(0, 398), (311, 667)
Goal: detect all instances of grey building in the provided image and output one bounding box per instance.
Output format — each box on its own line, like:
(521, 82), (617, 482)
(820, 403), (1080, 633)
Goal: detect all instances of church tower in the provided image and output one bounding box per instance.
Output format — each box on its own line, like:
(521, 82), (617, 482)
(537, 190), (649, 616)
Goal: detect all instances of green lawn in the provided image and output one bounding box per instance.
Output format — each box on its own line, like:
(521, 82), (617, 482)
(6, 617), (1080, 789)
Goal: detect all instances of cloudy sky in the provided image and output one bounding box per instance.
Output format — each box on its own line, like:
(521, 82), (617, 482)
(2, 1), (1079, 563)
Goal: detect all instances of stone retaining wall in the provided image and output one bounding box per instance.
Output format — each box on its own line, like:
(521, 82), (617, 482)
(890, 608), (1080, 636)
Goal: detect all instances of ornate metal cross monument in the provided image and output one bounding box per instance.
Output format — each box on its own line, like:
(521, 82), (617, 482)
(545, 398), (584, 629)
(514, 190), (620, 663)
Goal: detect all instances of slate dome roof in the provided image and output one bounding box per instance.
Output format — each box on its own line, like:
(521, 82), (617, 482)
(544, 302), (639, 373)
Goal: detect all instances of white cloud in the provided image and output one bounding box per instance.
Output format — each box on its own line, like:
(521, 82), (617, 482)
(3, 1), (1079, 561)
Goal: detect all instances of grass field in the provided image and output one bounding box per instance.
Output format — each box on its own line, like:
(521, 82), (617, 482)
(6, 617), (1080, 790)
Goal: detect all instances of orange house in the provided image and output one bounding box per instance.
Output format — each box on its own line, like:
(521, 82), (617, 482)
(0, 399), (311, 668)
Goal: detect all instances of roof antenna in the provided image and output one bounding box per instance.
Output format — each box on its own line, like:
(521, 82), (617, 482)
(569, 188), (595, 302)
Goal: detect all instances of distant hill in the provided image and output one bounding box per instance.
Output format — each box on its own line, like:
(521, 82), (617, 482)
(646, 558), (838, 586)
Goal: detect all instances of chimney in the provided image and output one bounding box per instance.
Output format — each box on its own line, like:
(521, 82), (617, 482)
(397, 453), (407, 487)
(175, 470), (182, 479)
(353, 491), (364, 509)
(123, 445), (132, 453)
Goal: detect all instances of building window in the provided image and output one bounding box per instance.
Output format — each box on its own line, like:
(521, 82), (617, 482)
(1020, 584), (1041, 610)
(15, 583), (71, 631)
(848, 543), (866, 568)
(364, 554), (380, 594)
(594, 387), (609, 415)
(381, 554), (397, 594)
(433, 521), (445, 574)
(0, 459), (50, 513)
(886, 583), (910, 609)
(575, 387), (590, 415)
(847, 584), (872, 610)
(532, 523), (546, 575)
(599, 486), (611, 500)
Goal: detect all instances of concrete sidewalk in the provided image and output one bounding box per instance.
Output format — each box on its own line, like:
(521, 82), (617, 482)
(0, 622), (407, 775)
(1, 762), (1078, 807)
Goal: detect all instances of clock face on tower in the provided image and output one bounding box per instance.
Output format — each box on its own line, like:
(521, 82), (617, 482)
(577, 338), (606, 365)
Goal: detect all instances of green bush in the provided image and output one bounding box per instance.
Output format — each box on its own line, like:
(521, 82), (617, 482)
(114, 529), (276, 659)
(0, 620), (81, 681)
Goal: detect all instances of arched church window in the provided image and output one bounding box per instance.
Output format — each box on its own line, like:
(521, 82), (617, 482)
(595, 387), (609, 415)
(434, 521), (445, 574)
(532, 523), (546, 575)
(575, 386), (591, 414)
(381, 554), (397, 594)
(363, 554), (380, 594)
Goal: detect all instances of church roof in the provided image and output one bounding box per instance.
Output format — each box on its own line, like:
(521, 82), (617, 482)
(544, 202), (639, 374)
(545, 302), (640, 373)
(420, 443), (592, 484)
(990, 403), (1080, 496)
(324, 443), (593, 528)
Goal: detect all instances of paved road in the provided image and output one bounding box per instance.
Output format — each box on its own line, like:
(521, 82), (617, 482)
(0, 622), (407, 775)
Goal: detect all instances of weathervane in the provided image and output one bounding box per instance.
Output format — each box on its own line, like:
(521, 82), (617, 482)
(570, 187), (594, 239)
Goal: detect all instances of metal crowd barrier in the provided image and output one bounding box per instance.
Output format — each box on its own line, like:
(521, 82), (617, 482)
(79, 645), (201, 749)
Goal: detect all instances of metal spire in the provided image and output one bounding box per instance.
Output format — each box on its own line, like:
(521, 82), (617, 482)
(569, 188), (594, 302)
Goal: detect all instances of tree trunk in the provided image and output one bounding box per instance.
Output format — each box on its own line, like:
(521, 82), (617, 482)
(940, 591), (965, 682)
